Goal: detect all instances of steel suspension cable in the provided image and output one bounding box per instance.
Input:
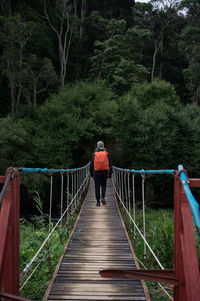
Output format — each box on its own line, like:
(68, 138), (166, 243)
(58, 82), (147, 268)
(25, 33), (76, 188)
(74, 172), (77, 211)
(141, 171), (146, 261)
(124, 173), (128, 210)
(67, 172), (69, 222)
(127, 173), (131, 225)
(60, 173), (64, 230)
(118, 170), (121, 196)
(77, 171), (79, 206)
(49, 175), (53, 234)
(132, 174), (136, 240)
(72, 172), (75, 213)
(121, 172), (124, 210)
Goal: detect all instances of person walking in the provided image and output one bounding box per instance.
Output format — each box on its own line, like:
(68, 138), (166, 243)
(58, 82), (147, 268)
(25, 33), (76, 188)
(90, 141), (113, 207)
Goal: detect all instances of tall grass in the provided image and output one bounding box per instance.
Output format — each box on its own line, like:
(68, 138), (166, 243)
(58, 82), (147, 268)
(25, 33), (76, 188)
(20, 215), (77, 300)
(121, 208), (174, 300)
(20, 188), (81, 300)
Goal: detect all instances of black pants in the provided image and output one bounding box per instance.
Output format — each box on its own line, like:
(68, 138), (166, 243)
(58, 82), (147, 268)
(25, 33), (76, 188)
(94, 171), (108, 201)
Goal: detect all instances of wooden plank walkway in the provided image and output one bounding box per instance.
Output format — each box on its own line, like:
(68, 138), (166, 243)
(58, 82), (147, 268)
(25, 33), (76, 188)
(43, 180), (149, 301)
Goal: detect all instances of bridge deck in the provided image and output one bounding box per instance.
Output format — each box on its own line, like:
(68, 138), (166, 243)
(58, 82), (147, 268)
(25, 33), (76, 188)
(44, 180), (149, 301)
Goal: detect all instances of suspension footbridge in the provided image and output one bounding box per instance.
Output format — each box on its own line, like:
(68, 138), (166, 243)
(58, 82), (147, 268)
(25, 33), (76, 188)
(0, 164), (200, 301)
(44, 180), (148, 301)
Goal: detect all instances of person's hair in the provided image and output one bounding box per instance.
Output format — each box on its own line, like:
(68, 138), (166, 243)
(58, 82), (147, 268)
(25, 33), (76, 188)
(97, 141), (104, 149)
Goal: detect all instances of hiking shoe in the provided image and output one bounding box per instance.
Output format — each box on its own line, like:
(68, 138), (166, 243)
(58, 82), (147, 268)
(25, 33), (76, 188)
(101, 198), (106, 205)
(96, 201), (100, 207)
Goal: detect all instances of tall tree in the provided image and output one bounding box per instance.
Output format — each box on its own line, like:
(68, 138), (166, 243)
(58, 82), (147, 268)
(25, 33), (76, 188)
(24, 55), (58, 107)
(0, 15), (34, 113)
(179, 0), (200, 104)
(44, 0), (80, 87)
(149, 0), (182, 82)
(90, 17), (149, 94)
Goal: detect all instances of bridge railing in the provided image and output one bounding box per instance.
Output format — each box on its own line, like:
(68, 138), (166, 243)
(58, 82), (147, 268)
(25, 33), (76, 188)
(0, 168), (20, 300)
(1, 163), (200, 301)
(174, 165), (200, 301)
(0, 164), (90, 300)
(111, 165), (200, 301)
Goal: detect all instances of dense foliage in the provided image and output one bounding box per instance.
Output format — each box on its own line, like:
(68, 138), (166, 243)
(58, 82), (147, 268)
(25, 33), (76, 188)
(1, 0), (200, 207)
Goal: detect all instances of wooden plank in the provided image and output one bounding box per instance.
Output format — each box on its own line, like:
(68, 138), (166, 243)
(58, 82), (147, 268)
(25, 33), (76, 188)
(49, 283), (143, 290)
(48, 295), (146, 301)
(43, 180), (149, 301)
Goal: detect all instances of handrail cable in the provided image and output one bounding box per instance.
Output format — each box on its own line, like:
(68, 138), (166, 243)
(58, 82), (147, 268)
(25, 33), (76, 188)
(114, 167), (175, 175)
(20, 165), (89, 174)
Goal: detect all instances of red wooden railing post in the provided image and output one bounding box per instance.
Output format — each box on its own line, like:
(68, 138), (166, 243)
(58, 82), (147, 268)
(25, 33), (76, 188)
(174, 175), (187, 300)
(12, 168), (20, 295)
(174, 174), (200, 301)
(0, 168), (20, 299)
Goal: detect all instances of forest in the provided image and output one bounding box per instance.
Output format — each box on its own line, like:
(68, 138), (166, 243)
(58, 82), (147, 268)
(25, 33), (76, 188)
(0, 0), (200, 207)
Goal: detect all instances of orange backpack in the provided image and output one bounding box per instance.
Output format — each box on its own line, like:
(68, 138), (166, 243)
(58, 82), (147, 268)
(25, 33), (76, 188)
(94, 151), (109, 171)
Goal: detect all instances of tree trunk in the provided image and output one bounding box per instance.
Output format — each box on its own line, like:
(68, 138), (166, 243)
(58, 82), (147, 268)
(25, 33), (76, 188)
(16, 45), (23, 112)
(151, 40), (161, 83)
(194, 86), (200, 106)
(98, 57), (104, 80)
(159, 33), (164, 80)
(151, 43), (157, 83)
(59, 36), (65, 88)
(16, 84), (21, 113)
(33, 84), (37, 108)
(7, 59), (15, 114)
(80, 0), (86, 38)
(25, 95), (31, 106)
(44, 0), (74, 88)
(10, 78), (15, 115)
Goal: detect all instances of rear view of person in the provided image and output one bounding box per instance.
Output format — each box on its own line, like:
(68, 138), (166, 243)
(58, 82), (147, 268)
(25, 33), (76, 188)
(90, 141), (113, 206)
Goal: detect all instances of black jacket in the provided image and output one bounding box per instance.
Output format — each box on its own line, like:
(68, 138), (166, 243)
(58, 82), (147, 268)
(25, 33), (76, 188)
(90, 148), (113, 178)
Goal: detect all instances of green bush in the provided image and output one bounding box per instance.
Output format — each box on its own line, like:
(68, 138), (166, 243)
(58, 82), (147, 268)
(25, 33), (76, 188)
(117, 81), (200, 205)
(33, 80), (117, 168)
